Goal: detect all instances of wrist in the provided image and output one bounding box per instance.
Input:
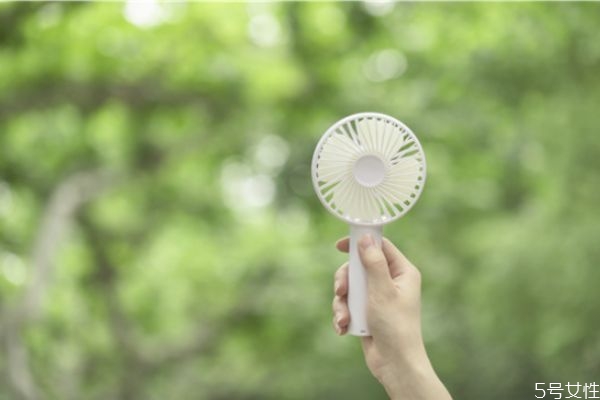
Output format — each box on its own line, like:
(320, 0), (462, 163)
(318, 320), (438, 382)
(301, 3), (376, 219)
(379, 352), (450, 400)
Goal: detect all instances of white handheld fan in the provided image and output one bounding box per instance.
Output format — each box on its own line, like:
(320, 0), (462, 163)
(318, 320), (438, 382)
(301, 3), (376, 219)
(311, 112), (426, 336)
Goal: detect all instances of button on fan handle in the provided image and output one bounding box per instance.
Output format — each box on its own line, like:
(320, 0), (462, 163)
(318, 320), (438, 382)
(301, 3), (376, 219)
(347, 225), (383, 336)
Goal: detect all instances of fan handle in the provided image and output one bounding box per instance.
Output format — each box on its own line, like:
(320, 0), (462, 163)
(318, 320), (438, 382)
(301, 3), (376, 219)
(347, 224), (383, 336)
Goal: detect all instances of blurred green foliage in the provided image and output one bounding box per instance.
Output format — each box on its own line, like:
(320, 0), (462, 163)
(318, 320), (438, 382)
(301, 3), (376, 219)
(1, 2), (600, 399)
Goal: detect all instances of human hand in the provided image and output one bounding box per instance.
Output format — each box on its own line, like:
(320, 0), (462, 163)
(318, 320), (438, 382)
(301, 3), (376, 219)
(332, 235), (451, 400)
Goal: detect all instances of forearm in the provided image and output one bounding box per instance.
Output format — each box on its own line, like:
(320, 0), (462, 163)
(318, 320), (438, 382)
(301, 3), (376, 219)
(380, 355), (452, 400)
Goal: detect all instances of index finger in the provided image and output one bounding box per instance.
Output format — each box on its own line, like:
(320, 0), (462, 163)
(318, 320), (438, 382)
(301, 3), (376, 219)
(381, 238), (412, 279)
(336, 236), (412, 279)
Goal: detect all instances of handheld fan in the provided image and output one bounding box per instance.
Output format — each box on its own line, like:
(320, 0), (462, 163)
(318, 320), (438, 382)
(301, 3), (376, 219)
(311, 112), (426, 336)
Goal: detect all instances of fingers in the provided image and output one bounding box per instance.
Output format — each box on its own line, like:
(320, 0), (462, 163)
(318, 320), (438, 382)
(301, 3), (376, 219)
(335, 237), (349, 253)
(358, 235), (396, 295)
(334, 262), (349, 297)
(333, 236), (417, 336)
(332, 263), (349, 335)
(381, 238), (413, 279)
(337, 236), (416, 280)
(332, 295), (349, 335)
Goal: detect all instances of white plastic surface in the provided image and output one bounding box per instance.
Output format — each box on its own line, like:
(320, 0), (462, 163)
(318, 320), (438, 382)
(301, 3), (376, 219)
(311, 112), (426, 226)
(353, 155), (386, 187)
(347, 224), (382, 336)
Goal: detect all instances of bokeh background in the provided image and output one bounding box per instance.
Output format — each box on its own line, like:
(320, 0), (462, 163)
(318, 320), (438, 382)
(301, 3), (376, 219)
(1, 2), (600, 399)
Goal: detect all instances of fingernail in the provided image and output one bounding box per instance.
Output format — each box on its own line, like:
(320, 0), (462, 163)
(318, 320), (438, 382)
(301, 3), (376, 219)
(359, 235), (375, 250)
(336, 315), (343, 325)
(335, 325), (341, 335)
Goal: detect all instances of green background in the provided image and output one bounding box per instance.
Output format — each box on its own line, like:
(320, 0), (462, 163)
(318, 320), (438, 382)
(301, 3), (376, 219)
(1, 2), (599, 399)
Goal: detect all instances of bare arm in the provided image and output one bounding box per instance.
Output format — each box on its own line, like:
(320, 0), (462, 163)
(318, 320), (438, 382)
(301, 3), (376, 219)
(332, 235), (452, 400)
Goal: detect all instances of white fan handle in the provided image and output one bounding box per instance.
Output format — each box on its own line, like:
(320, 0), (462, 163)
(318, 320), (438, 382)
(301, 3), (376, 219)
(347, 224), (383, 336)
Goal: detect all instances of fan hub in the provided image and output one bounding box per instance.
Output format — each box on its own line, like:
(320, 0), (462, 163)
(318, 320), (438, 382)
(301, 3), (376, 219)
(353, 155), (386, 187)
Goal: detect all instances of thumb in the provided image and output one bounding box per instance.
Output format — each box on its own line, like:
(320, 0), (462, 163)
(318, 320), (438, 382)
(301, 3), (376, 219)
(358, 235), (395, 295)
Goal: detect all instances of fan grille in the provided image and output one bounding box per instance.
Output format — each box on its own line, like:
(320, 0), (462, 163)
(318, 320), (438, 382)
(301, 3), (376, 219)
(312, 112), (426, 225)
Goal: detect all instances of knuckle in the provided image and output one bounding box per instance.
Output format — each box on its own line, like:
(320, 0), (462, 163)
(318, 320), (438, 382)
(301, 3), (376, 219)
(363, 249), (386, 268)
(334, 262), (347, 279)
(332, 295), (345, 312)
(341, 262), (349, 275)
(410, 265), (422, 283)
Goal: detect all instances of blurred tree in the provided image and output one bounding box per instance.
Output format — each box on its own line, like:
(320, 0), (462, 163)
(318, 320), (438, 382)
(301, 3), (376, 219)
(0, 2), (599, 400)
